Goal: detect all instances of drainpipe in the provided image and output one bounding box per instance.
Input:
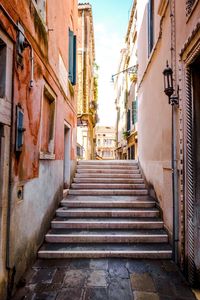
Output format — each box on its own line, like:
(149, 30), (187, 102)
(170, 0), (179, 264)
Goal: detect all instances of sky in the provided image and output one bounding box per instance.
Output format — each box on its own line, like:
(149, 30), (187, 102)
(79, 0), (133, 127)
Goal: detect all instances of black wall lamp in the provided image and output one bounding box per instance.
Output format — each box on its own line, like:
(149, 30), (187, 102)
(163, 60), (179, 263)
(163, 61), (179, 106)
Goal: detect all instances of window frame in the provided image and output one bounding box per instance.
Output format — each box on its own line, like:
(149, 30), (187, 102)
(147, 0), (154, 57)
(32, 0), (47, 23)
(39, 83), (57, 160)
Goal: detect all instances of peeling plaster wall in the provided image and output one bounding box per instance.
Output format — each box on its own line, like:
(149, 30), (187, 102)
(0, 0), (78, 298)
(9, 160), (63, 283)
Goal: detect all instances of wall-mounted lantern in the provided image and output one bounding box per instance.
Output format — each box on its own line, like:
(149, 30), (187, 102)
(162, 60), (179, 264)
(163, 61), (179, 105)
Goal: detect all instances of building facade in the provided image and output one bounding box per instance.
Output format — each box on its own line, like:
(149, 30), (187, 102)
(77, 3), (97, 160)
(115, 1), (138, 160)
(96, 126), (116, 160)
(136, 0), (200, 286)
(0, 0), (78, 298)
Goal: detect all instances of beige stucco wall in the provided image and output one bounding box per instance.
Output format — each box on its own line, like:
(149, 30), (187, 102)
(137, 1), (173, 237)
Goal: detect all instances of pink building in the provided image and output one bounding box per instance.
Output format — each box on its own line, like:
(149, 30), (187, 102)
(0, 0), (78, 298)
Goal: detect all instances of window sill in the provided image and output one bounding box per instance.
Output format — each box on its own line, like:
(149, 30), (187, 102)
(39, 152), (55, 160)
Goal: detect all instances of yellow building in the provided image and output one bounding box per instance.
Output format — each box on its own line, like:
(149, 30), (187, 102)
(114, 0), (138, 160)
(77, 3), (98, 160)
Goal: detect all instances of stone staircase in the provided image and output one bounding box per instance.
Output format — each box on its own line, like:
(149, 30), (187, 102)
(38, 160), (172, 259)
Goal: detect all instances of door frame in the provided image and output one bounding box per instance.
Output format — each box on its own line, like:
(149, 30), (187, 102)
(63, 121), (71, 189)
(181, 31), (200, 285)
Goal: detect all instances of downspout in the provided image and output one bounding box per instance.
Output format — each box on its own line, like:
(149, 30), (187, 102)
(170, 0), (179, 264)
(6, 40), (16, 300)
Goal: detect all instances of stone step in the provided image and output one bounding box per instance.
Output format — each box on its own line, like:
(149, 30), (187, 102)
(45, 229), (168, 243)
(38, 243), (172, 259)
(51, 218), (164, 229)
(71, 183), (146, 190)
(75, 173), (142, 179)
(78, 160), (137, 166)
(77, 165), (139, 170)
(68, 189), (148, 196)
(56, 208), (160, 218)
(77, 169), (140, 174)
(73, 178), (144, 184)
(61, 200), (155, 208)
(62, 195), (153, 201)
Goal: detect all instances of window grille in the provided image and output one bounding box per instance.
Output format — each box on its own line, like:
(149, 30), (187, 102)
(186, 0), (196, 16)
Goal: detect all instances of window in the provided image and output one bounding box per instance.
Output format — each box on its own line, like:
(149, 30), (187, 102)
(34, 0), (46, 21)
(0, 39), (6, 98)
(127, 109), (131, 132)
(68, 29), (77, 85)
(186, 0), (196, 16)
(148, 0), (154, 56)
(102, 151), (111, 158)
(40, 85), (56, 159)
(132, 99), (138, 125)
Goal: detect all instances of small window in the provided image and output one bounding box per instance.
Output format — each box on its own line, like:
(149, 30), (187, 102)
(40, 85), (56, 159)
(132, 99), (138, 125)
(148, 0), (154, 56)
(68, 29), (77, 85)
(127, 109), (131, 132)
(0, 39), (6, 98)
(34, 0), (46, 21)
(186, 0), (196, 16)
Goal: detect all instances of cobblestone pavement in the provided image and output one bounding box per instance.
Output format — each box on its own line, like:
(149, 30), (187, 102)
(12, 259), (197, 300)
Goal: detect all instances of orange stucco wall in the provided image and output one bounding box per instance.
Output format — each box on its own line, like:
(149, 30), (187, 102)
(0, 1), (78, 298)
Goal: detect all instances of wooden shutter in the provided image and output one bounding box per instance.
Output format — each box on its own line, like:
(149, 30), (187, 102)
(148, 0), (154, 56)
(72, 35), (77, 85)
(68, 29), (74, 83)
(132, 99), (138, 125)
(127, 109), (131, 132)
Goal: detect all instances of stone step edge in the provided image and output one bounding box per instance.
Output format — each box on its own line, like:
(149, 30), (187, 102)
(38, 250), (172, 259)
(71, 184), (146, 189)
(51, 220), (164, 229)
(45, 234), (168, 243)
(68, 190), (149, 195)
(77, 160), (137, 164)
(51, 220), (163, 224)
(60, 200), (155, 205)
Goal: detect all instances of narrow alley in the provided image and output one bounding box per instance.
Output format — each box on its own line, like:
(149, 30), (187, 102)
(0, 0), (200, 299)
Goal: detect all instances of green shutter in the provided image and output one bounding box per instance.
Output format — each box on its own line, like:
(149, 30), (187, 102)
(127, 109), (131, 132)
(132, 99), (138, 125)
(68, 29), (74, 83)
(72, 35), (77, 85)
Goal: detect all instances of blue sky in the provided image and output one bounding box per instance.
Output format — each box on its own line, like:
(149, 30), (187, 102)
(79, 0), (133, 126)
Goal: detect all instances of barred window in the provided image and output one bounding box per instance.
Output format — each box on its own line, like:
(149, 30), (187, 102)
(186, 0), (196, 16)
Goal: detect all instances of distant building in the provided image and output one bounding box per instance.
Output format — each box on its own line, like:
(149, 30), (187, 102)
(77, 3), (98, 160)
(96, 126), (116, 160)
(0, 0), (78, 298)
(114, 0), (138, 160)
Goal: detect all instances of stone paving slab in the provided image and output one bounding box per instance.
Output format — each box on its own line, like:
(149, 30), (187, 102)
(12, 259), (197, 300)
